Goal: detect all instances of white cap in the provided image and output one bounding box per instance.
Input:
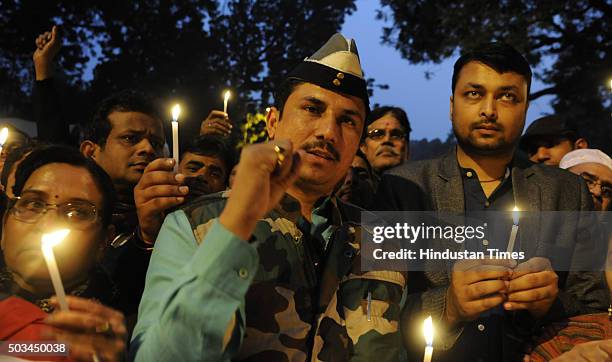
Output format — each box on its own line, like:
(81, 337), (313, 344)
(559, 149), (612, 170)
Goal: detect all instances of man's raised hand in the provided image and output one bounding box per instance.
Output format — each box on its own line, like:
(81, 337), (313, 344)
(219, 140), (302, 241)
(33, 25), (61, 80)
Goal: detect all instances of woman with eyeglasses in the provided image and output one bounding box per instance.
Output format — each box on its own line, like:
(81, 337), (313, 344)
(0, 145), (126, 362)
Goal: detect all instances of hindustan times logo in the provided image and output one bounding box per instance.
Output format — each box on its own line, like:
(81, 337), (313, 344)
(372, 223), (486, 244)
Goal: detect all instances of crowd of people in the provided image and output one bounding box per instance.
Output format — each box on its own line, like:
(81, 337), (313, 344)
(0, 26), (610, 362)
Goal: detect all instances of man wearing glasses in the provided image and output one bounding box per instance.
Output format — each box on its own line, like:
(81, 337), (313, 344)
(360, 106), (411, 179)
(560, 148), (612, 212)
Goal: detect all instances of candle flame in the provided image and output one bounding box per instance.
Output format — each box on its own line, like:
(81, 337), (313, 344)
(423, 316), (434, 346)
(171, 104), (181, 122)
(41, 229), (71, 249)
(512, 206), (520, 225)
(0, 127), (8, 145)
(224, 90), (231, 103)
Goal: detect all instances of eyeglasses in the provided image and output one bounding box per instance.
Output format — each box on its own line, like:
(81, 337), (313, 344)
(366, 128), (406, 141)
(9, 196), (99, 228)
(580, 173), (612, 198)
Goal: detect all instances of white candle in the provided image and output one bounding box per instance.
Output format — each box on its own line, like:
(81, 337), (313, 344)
(423, 315), (434, 362)
(171, 104), (181, 170)
(0, 127), (9, 154)
(424, 346), (433, 362)
(41, 229), (71, 311)
(506, 206), (519, 253)
(223, 90), (231, 114)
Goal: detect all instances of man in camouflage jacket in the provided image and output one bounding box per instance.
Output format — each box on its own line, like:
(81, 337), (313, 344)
(130, 33), (407, 361)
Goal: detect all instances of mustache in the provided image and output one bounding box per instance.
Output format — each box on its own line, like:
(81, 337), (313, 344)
(183, 176), (213, 201)
(128, 157), (155, 166)
(470, 120), (503, 131)
(301, 140), (340, 161)
(376, 146), (399, 157)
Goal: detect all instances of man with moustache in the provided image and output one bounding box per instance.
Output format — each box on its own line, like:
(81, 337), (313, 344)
(361, 106), (411, 179)
(135, 134), (237, 243)
(375, 43), (606, 361)
(131, 34), (407, 361)
(80, 90), (171, 324)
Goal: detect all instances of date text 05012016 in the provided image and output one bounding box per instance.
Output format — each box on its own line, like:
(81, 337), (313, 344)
(0, 341), (69, 357)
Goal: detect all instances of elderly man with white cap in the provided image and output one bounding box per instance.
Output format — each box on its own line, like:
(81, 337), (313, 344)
(560, 149), (612, 211)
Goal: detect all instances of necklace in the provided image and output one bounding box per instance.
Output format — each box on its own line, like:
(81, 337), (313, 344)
(478, 176), (504, 183)
(478, 168), (510, 183)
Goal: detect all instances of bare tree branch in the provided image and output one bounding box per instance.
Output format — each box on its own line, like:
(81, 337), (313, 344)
(529, 34), (563, 50)
(529, 86), (558, 101)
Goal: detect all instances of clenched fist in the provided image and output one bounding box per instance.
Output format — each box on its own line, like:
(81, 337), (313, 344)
(219, 140), (302, 240)
(33, 25), (62, 80)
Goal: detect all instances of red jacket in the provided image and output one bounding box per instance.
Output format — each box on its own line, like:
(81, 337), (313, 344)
(0, 295), (72, 361)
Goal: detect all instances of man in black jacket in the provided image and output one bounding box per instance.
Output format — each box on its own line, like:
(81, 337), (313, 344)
(375, 42), (607, 361)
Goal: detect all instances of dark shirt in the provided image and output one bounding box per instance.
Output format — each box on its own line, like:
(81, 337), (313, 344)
(102, 201), (152, 323)
(440, 167), (524, 362)
(441, 167), (540, 362)
(462, 167), (515, 252)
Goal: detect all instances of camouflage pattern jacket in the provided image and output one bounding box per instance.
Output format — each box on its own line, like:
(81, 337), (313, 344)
(131, 192), (406, 362)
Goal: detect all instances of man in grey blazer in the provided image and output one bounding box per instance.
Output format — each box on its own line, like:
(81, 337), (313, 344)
(374, 43), (608, 361)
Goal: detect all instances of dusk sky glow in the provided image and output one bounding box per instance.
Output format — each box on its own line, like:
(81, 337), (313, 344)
(342, 0), (555, 140)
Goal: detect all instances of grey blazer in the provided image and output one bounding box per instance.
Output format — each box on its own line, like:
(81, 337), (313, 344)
(374, 148), (608, 359)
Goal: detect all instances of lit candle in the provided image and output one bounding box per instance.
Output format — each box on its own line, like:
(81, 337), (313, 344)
(0, 127), (9, 154)
(223, 90), (231, 114)
(171, 104), (181, 170)
(506, 206), (519, 253)
(41, 229), (71, 311)
(423, 315), (434, 362)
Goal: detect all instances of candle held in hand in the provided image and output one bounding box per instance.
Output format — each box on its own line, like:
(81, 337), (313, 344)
(507, 206), (519, 253)
(41, 229), (71, 311)
(423, 315), (433, 362)
(0, 127), (8, 154)
(223, 90), (231, 114)
(171, 104), (181, 170)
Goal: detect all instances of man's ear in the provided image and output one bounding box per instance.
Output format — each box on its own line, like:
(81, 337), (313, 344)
(266, 106), (280, 140)
(359, 143), (367, 155)
(574, 138), (588, 149)
(80, 140), (99, 159)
